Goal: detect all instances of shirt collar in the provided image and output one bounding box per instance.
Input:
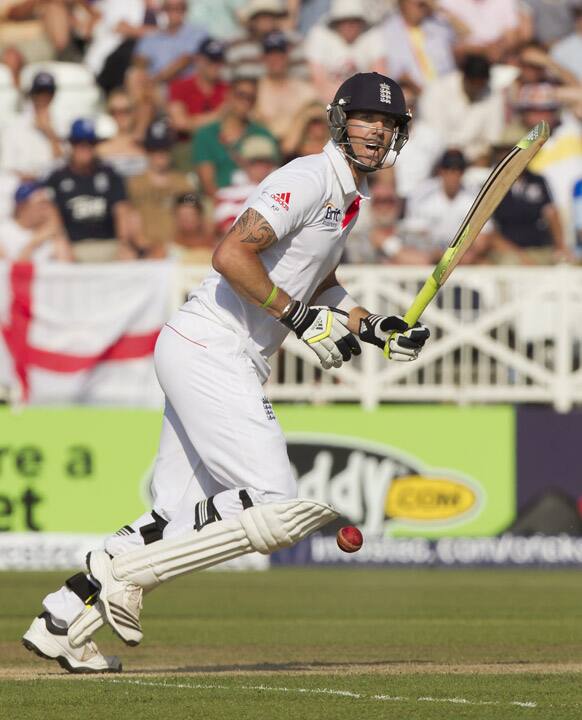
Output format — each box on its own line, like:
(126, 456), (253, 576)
(323, 140), (370, 201)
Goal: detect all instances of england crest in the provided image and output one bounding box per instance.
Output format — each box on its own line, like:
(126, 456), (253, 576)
(379, 83), (392, 104)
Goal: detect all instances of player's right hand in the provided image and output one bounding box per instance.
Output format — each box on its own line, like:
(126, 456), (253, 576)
(280, 301), (361, 369)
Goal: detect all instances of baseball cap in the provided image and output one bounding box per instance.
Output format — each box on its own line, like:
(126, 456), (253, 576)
(198, 37), (225, 61)
(239, 135), (279, 162)
(328, 0), (366, 23)
(262, 30), (289, 53)
(143, 119), (175, 150)
(438, 149), (467, 171)
(30, 71), (56, 95)
(14, 181), (43, 205)
(240, 0), (287, 22)
(69, 118), (98, 144)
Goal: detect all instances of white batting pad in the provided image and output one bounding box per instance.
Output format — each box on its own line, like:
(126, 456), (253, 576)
(113, 499), (338, 588)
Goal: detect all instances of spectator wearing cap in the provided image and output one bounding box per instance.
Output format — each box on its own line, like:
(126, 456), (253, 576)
(512, 82), (582, 247)
(0, 181), (71, 262)
(294, 0), (395, 35)
(44, 119), (130, 262)
(488, 132), (570, 265)
(438, 0), (526, 63)
(225, 0), (308, 81)
(171, 192), (216, 263)
(304, 0), (381, 102)
(0, 71), (63, 180)
(98, 89), (148, 178)
(192, 76), (277, 197)
(255, 30), (317, 141)
(214, 134), (280, 234)
(168, 38), (230, 135)
(418, 53), (505, 162)
(127, 118), (194, 258)
(400, 149), (492, 263)
(132, 0), (208, 85)
(370, 0), (457, 88)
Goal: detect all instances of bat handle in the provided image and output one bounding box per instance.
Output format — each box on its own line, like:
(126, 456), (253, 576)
(383, 276), (438, 358)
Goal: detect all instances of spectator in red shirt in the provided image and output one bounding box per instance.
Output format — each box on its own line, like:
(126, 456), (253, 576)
(168, 38), (229, 135)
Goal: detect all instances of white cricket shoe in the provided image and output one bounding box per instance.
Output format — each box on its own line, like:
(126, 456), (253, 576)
(83, 550), (143, 646)
(22, 613), (122, 674)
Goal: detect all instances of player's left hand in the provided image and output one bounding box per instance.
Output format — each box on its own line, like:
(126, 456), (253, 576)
(359, 314), (430, 361)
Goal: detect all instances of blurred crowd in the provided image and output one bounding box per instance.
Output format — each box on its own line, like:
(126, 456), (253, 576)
(0, 0), (581, 266)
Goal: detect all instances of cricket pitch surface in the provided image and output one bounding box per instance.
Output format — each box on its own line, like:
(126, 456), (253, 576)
(2, 568), (582, 719)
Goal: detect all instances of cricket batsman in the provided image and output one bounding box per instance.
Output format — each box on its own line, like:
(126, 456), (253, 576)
(22, 72), (430, 673)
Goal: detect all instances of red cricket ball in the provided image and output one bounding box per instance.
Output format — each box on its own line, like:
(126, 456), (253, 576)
(336, 526), (364, 553)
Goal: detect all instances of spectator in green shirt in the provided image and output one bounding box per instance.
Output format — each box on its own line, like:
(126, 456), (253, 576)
(192, 76), (278, 197)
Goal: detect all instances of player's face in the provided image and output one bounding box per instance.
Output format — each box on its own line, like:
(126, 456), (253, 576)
(346, 112), (396, 169)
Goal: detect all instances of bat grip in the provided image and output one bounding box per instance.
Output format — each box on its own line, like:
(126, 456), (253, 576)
(383, 276), (438, 358)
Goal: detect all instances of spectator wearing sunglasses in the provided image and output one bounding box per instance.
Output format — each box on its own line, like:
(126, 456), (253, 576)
(192, 75), (277, 197)
(98, 89), (148, 178)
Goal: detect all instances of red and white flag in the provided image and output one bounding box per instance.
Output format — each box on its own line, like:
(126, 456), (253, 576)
(0, 261), (174, 405)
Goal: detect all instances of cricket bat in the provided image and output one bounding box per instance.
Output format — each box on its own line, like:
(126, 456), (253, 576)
(384, 120), (551, 357)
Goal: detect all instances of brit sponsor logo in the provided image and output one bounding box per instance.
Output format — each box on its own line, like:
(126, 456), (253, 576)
(323, 203), (342, 227)
(271, 192), (291, 211)
(286, 433), (483, 535)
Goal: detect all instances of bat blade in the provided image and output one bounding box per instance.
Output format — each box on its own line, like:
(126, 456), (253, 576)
(384, 121), (550, 358)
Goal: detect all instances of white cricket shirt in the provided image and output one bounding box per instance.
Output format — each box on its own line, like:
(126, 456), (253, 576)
(182, 140), (368, 382)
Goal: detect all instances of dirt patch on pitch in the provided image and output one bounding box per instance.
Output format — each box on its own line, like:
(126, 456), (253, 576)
(4, 661), (582, 680)
(123, 661), (582, 676)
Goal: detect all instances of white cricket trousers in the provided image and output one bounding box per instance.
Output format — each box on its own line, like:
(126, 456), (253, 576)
(112, 309), (297, 549)
(42, 310), (296, 625)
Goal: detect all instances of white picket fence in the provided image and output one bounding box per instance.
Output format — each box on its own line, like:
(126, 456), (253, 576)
(178, 264), (582, 412)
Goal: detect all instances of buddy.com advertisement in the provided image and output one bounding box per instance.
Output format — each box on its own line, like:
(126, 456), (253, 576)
(1, 405), (582, 569)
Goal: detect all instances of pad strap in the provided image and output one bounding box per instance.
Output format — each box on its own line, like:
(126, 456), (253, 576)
(65, 572), (99, 605)
(139, 511), (168, 545)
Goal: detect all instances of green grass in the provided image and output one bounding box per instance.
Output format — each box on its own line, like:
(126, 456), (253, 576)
(2, 569), (582, 719)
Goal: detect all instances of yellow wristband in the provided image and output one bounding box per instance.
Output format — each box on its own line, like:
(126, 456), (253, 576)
(261, 284), (279, 309)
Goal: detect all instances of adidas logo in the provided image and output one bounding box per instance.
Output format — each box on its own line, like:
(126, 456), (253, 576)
(271, 192), (291, 211)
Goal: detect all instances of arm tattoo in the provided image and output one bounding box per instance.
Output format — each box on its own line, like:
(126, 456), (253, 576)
(233, 208), (277, 251)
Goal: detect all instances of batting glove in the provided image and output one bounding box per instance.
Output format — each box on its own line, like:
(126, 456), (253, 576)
(359, 314), (430, 361)
(281, 301), (361, 369)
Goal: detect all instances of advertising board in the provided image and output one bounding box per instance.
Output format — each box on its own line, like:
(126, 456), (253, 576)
(2, 404), (578, 568)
